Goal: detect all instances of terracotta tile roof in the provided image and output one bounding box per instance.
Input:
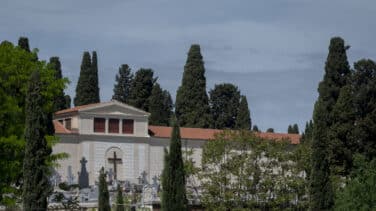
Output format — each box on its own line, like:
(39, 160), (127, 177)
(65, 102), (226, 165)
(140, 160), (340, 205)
(148, 125), (301, 144)
(148, 125), (222, 140)
(53, 120), (72, 134)
(54, 103), (102, 115)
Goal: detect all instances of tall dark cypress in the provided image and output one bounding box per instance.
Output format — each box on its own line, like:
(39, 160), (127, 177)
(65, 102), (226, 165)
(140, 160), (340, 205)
(353, 59), (376, 160)
(209, 83), (240, 129)
(49, 57), (67, 112)
(310, 37), (351, 210)
(161, 120), (187, 211)
(128, 68), (155, 111)
(64, 95), (71, 109)
(98, 167), (111, 211)
(112, 64), (133, 103)
(116, 184), (125, 211)
(91, 51), (100, 103)
(22, 71), (52, 210)
(74, 51), (101, 106)
(18, 37), (30, 52)
(175, 44), (212, 128)
(149, 83), (173, 126)
(235, 95), (252, 130)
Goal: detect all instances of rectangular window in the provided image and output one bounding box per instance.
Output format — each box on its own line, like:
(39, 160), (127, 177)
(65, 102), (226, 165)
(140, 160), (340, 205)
(94, 118), (105, 133)
(122, 119), (134, 134)
(65, 118), (71, 130)
(58, 119), (64, 124)
(108, 119), (119, 133)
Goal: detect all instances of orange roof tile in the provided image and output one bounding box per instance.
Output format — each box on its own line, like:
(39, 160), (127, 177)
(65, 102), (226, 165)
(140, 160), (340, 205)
(53, 120), (72, 134)
(148, 125), (301, 144)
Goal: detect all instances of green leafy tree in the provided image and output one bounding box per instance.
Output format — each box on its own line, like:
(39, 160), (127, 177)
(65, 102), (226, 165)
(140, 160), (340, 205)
(353, 59), (376, 160)
(49, 57), (68, 112)
(98, 167), (111, 211)
(74, 51), (100, 106)
(310, 37), (351, 210)
(209, 83), (240, 129)
(334, 155), (376, 210)
(149, 83), (173, 126)
(128, 68), (155, 111)
(112, 64), (133, 103)
(235, 95), (251, 130)
(116, 184), (125, 211)
(201, 130), (309, 210)
(22, 71), (53, 210)
(161, 120), (187, 211)
(0, 40), (67, 207)
(175, 44), (212, 128)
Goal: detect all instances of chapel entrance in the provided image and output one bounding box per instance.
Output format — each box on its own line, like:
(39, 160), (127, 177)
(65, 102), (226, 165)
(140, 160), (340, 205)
(105, 147), (123, 182)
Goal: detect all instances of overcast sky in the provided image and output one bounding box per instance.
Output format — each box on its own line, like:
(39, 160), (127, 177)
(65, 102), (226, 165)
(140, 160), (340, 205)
(1, 0), (376, 132)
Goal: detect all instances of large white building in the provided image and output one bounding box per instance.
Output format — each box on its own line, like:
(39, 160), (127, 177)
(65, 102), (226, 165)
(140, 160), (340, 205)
(52, 100), (300, 187)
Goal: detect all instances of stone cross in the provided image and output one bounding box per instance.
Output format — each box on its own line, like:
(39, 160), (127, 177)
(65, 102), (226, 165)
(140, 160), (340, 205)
(108, 151), (122, 180)
(78, 157), (89, 188)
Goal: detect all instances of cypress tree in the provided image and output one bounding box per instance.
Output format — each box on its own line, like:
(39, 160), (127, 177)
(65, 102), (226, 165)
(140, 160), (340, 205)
(175, 44), (212, 128)
(128, 68), (155, 111)
(252, 125), (259, 132)
(74, 51), (100, 106)
(266, 128), (274, 133)
(209, 83), (240, 129)
(49, 57), (67, 111)
(235, 95), (251, 130)
(149, 83), (173, 126)
(161, 120), (187, 211)
(91, 51), (100, 103)
(287, 125), (293, 133)
(310, 37), (351, 210)
(22, 71), (52, 210)
(329, 85), (356, 175)
(112, 64), (133, 103)
(65, 95), (71, 109)
(116, 184), (125, 211)
(98, 167), (111, 211)
(353, 59), (376, 160)
(292, 124), (299, 134)
(18, 37), (30, 52)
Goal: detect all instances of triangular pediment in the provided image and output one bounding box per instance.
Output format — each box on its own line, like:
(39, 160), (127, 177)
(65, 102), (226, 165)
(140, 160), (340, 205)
(79, 101), (149, 116)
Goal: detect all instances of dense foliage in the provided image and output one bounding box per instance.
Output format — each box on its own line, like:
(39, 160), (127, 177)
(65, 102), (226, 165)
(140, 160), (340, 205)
(149, 83), (173, 126)
(128, 68), (155, 111)
(49, 57), (68, 112)
(200, 130), (309, 210)
(235, 95), (252, 130)
(175, 44), (212, 128)
(98, 167), (111, 211)
(0, 39), (67, 206)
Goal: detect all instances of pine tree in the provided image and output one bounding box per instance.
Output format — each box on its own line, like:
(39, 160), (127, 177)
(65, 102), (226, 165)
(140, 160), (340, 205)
(116, 184), (125, 211)
(266, 128), (274, 133)
(18, 37), (30, 52)
(353, 59), (376, 160)
(128, 68), (155, 111)
(22, 71), (52, 210)
(49, 57), (67, 112)
(209, 83), (240, 129)
(161, 120), (187, 211)
(98, 167), (111, 211)
(175, 44), (212, 128)
(310, 37), (351, 210)
(112, 64), (133, 103)
(149, 83), (173, 126)
(91, 51), (100, 103)
(74, 51), (100, 106)
(235, 95), (251, 130)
